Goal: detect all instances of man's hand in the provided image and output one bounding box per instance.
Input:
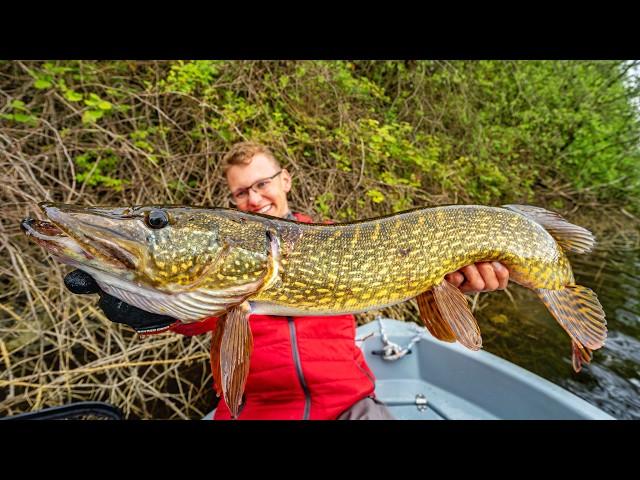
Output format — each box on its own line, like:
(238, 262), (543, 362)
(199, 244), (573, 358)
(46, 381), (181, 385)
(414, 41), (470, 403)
(445, 262), (509, 294)
(64, 270), (177, 333)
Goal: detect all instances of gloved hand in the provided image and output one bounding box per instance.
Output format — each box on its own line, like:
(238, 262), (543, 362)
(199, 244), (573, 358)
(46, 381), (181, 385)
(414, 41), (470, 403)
(64, 269), (177, 333)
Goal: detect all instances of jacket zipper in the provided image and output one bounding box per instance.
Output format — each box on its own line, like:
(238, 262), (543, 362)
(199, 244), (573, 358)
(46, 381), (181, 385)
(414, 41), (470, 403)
(288, 317), (311, 419)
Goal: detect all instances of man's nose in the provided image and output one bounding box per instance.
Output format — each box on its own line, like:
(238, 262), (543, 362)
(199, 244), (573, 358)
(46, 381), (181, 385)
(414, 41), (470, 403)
(246, 188), (263, 206)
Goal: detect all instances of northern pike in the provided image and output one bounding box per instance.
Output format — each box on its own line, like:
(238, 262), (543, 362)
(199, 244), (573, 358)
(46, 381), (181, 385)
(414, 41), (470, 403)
(21, 203), (607, 418)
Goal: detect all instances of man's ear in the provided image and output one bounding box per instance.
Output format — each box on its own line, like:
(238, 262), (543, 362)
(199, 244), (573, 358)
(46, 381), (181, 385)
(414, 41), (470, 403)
(281, 168), (292, 193)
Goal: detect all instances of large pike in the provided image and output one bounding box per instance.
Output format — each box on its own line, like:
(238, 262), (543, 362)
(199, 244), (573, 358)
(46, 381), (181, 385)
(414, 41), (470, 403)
(21, 203), (606, 418)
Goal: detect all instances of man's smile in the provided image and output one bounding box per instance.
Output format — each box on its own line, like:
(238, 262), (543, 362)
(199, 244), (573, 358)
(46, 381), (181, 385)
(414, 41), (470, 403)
(254, 204), (273, 214)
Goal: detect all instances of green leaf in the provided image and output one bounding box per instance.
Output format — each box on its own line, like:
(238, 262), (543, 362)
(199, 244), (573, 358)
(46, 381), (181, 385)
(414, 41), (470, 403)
(34, 79), (52, 89)
(10, 100), (27, 111)
(82, 110), (104, 124)
(13, 113), (37, 124)
(64, 90), (84, 102)
(97, 100), (112, 111)
(1, 112), (37, 124)
(366, 189), (385, 204)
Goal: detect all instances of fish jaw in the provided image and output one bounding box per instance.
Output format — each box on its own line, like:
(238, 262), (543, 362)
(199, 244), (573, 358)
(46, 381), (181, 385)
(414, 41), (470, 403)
(21, 203), (287, 323)
(37, 202), (144, 272)
(20, 216), (130, 274)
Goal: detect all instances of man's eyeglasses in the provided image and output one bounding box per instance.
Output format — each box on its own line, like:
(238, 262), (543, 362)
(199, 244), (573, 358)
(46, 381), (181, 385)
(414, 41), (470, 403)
(228, 170), (283, 205)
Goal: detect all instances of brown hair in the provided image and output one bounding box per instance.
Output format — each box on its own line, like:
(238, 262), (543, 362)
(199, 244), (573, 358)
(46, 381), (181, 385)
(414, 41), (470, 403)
(221, 141), (281, 176)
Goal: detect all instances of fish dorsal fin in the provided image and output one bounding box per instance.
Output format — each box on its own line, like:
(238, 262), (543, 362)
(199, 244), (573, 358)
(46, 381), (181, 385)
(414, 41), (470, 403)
(536, 285), (606, 372)
(502, 204), (596, 254)
(219, 301), (253, 419)
(416, 290), (456, 343)
(430, 279), (483, 350)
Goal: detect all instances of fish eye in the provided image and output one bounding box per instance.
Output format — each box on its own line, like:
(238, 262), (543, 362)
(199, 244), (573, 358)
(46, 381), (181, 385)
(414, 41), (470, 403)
(146, 209), (169, 229)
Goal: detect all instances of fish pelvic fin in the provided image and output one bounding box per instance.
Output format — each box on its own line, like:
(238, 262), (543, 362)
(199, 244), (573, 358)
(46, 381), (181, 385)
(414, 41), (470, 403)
(536, 285), (607, 372)
(502, 204), (596, 254)
(429, 279), (483, 350)
(415, 290), (456, 343)
(219, 301), (253, 419)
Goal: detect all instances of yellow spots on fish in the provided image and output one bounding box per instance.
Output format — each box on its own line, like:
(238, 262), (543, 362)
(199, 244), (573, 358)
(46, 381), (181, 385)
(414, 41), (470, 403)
(332, 230), (342, 240)
(293, 281), (306, 288)
(371, 222), (381, 242)
(171, 265), (178, 274)
(374, 288), (389, 298)
(350, 227), (361, 249)
(156, 260), (165, 268)
(343, 298), (358, 308)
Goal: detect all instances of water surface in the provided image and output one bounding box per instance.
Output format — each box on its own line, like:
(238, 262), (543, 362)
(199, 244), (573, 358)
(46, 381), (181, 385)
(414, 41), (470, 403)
(475, 247), (640, 419)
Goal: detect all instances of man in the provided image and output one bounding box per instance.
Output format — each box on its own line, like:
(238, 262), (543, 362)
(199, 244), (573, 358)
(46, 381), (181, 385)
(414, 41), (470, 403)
(65, 141), (510, 419)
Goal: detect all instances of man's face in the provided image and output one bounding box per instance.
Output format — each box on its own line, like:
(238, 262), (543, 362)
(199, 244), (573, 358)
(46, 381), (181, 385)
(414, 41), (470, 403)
(225, 153), (292, 219)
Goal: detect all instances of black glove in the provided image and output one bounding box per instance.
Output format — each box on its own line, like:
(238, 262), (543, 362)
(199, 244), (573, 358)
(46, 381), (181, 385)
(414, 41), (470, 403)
(64, 269), (177, 333)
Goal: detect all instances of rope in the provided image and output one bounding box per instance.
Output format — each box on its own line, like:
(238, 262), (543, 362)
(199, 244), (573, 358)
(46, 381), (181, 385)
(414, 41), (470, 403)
(376, 317), (430, 361)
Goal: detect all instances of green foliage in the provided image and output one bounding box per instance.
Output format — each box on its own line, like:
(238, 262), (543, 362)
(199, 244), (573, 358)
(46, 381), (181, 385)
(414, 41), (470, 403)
(1, 100), (38, 125)
(314, 192), (335, 219)
(158, 60), (223, 95)
(74, 151), (127, 191)
(4, 59), (639, 217)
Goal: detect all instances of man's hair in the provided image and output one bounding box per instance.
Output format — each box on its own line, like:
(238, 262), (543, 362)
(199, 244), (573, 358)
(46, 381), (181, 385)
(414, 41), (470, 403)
(221, 141), (281, 176)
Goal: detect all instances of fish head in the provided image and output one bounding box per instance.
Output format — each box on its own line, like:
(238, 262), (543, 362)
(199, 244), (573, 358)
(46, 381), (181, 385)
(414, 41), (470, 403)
(21, 203), (281, 320)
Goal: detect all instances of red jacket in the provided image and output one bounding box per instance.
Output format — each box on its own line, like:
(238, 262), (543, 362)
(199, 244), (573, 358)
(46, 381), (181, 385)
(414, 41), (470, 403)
(169, 212), (376, 419)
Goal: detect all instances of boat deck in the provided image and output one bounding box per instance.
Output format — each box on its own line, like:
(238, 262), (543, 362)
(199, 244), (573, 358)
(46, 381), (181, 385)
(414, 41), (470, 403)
(203, 318), (614, 420)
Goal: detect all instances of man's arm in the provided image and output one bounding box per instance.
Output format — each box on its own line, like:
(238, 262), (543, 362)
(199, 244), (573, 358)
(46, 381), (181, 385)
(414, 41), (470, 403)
(445, 262), (509, 294)
(65, 270), (179, 334)
(65, 270), (220, 335)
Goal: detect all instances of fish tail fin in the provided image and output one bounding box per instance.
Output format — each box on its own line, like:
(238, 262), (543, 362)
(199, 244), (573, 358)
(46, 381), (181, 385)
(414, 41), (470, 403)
(417, 279), (482, 350)
(503, 204), (596, 254)
(536, 285), (606, 372)
(571, 340), (593, 373)
(219, 302), (253, 419)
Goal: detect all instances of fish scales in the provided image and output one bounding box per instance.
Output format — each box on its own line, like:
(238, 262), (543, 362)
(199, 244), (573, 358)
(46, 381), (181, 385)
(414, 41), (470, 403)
(252, 205), (572, 314)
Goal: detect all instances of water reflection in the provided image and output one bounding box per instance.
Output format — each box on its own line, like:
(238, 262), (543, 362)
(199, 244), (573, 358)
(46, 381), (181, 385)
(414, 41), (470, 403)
(475, 247), (640, 420)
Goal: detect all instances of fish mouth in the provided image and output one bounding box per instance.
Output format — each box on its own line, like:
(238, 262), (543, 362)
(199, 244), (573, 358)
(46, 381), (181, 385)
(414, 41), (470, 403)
(21, 203), (141, 272)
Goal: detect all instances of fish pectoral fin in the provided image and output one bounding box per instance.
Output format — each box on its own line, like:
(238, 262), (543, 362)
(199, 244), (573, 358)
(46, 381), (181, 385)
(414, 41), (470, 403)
(430, 279), (483, 350)
(536, 285), (607, 371)
(571, 340), (593, 373)
(502, 204), (596, 254)
(219, 301), (253, 419)
(210, 316), (226, 398)
(416, 290), (456, 343)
